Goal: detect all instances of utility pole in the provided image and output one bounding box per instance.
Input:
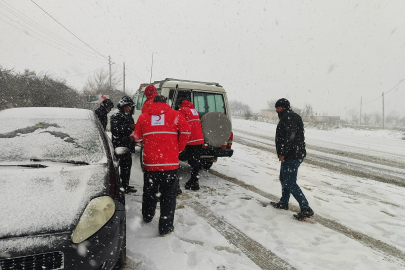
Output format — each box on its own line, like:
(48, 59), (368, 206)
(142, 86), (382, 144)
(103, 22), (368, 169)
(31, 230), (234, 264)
(382, 92), (385, 129)
(109, 55), (112, 89)
(359, 97), (362, 125)
(123, 62), (126, 95)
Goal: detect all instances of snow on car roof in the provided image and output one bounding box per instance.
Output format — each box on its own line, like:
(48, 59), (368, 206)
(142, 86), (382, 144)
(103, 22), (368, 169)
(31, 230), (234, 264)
(0, 107), (94, 119)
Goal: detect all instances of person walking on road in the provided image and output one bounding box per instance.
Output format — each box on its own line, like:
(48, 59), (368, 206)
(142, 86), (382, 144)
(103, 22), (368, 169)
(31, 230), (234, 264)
(131, 95), (190, 236)
(179, 100), (205, 191)
(110, 96), (137, 194)
(95, 98), (114, 130)
(270, 98), (314, 220)
(141, 84), (158, 114)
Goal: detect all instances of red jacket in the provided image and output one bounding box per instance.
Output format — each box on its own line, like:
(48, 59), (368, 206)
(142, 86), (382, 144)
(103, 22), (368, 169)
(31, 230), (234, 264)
(178, 100), (204, 145)
(141, 93), (158, 114)
(131, 102), (191, 171)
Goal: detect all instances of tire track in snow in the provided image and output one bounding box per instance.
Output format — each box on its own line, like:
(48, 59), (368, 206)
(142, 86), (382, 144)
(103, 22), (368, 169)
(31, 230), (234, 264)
(181, 194), (296, 270)
(234, 136), (405, 188)
(233, 128), (405, 170)
(208, 169), (405, 265)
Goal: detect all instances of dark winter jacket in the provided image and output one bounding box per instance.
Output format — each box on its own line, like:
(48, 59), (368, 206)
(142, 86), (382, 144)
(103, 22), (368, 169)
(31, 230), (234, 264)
(275, 109), (306, 160)
(95, 106), (109, 130)
(110, 109), (135, 149)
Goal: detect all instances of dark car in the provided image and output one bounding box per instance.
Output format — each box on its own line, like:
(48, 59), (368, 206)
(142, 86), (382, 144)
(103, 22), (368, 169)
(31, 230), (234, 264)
(0, 107), (126, 270)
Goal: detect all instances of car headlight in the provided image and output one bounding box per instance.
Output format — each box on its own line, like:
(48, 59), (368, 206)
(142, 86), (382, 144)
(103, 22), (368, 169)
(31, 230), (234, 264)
(71, 196), (115, 244)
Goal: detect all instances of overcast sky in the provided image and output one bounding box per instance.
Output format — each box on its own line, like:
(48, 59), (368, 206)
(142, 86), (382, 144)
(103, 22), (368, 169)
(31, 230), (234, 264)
(2, 0), (405, 118)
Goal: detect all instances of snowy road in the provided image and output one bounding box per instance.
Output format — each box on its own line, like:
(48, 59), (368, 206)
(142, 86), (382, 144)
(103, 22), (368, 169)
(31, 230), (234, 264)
(122, 119), (405, 270)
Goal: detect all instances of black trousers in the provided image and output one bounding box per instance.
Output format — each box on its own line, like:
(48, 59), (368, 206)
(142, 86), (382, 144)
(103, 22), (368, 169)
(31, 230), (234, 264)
(142, 170), (178, 234)
(185, 144), (202, 182)
(118, 153), (132, 188)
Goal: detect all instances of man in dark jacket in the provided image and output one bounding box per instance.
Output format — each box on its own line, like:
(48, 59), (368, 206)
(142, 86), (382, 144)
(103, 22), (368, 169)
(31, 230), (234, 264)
(95, 99), (114, 130)
(270, 98), (314, 220)
(110, 96), (136, 194)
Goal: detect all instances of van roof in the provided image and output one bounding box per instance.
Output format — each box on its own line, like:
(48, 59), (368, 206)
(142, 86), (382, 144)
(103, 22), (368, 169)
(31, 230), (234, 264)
(137, 78), (226, 93)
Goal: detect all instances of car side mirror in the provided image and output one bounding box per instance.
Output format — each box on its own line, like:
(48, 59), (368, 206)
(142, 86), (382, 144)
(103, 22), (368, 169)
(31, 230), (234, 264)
(114, 147), (131, 156)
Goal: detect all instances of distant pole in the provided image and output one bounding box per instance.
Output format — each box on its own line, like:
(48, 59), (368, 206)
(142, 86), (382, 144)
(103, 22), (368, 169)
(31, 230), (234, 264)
(382, 92), (385, 129)
(359, 97), (362, 125)
(109, 55), (112, 89)
(150, 52), (156, 83)
(123, 62), (126, 95)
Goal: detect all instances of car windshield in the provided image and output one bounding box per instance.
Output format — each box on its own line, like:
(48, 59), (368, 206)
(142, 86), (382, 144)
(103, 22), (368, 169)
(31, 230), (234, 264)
(0, 116), (105, 164)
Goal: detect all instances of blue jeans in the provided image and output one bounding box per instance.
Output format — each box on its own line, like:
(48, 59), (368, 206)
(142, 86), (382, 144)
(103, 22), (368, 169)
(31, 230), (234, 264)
(279, 158), (310, 211)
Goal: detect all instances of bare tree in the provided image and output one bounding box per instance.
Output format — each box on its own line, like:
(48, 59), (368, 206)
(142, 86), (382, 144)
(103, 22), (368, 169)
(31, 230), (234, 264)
(373, 112), (381, 126)
(83, 67), (122, 95)
(300, 104), (314, 122)
(362, 113), (371, 125)
(349, 109), (359, 124)
(229, 100), (252, 117)
(267, 99), (278, 110)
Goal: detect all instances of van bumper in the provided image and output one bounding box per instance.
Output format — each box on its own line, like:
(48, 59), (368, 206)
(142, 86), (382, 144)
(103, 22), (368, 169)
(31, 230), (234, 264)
(200, 148), (234, 159)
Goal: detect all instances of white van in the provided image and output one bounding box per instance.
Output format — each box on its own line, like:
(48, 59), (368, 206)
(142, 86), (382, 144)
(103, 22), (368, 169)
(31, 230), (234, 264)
(132, 78), (233, 169)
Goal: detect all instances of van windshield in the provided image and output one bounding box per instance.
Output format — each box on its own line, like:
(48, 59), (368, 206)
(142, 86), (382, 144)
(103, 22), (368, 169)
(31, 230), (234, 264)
(193, 92), (226, 118)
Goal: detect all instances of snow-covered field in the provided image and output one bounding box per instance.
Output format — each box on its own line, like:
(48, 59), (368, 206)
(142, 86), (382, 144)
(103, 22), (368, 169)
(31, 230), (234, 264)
(123, 119), (405, 270)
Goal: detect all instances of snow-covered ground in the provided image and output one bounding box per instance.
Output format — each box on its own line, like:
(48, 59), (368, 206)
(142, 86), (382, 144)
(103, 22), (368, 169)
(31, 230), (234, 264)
(123, 119), (405, 270)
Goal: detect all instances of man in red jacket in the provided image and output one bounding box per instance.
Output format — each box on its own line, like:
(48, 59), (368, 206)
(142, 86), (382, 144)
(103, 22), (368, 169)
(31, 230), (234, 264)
(131, 95), (190, 236)
(141, 84), (158, 114)
(179, 100), (205, 191)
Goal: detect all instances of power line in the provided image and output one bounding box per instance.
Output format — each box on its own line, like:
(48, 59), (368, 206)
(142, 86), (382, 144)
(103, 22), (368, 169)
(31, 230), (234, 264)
(30, 0), (108, 61)
(66, 65), (109, 78)
(0, 1), (104, 61)
(0, 16), (104, 65)
(0, 10), (106, 62)
(363, 78), (405, 105)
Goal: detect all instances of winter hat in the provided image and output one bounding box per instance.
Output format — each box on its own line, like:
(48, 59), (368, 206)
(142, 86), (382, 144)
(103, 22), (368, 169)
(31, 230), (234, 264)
(275, 98), (290, 109)
(117, 96), (134, 109)
(101, 99), (114, 109)
(153, 95), (167, 103)
(144, 85), (157, 97)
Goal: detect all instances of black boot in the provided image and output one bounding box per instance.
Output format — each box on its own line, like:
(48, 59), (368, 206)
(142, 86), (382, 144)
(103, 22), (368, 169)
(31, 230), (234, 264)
(185, 180), (200, 191)
(270, 202), (289, 210)
(176, 185), (183, 196)
(293, 208), (314, 220)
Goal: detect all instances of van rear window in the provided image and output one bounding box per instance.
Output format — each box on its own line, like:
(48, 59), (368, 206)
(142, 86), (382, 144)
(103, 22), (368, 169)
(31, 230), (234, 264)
(193, 92), (226, 118)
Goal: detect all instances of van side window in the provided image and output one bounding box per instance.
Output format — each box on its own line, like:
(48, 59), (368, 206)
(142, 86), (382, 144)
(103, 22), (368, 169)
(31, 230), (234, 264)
(175, 90), (191, 110)
(193, 92), (226, 118)
(136, 92), (146, 110)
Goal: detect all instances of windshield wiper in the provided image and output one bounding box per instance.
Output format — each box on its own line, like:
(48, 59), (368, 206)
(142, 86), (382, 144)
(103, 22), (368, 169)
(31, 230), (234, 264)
(0, 164), (47, 168)
(30, 158), (89, 165)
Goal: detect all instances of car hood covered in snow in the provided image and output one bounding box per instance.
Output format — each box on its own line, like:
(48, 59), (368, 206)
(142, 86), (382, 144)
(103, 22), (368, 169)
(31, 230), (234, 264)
(0, 162), (108, 238)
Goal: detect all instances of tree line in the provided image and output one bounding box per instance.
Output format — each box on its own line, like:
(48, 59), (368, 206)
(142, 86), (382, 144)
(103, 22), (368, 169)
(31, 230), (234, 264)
(0, 66), (129, 111)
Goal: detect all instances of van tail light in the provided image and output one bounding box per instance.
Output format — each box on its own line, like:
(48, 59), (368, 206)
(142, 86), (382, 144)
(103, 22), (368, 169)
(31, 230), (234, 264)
(219, 132), (233, 148)
(227, 132), (233, 148)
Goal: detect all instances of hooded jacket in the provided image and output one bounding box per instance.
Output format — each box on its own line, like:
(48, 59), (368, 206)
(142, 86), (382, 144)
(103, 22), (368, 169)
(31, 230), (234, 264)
(178, 100), (204, 145)
(141, 85), (158, 114)
(275, 108), (306, 160)
(131, 102), (191, 171)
